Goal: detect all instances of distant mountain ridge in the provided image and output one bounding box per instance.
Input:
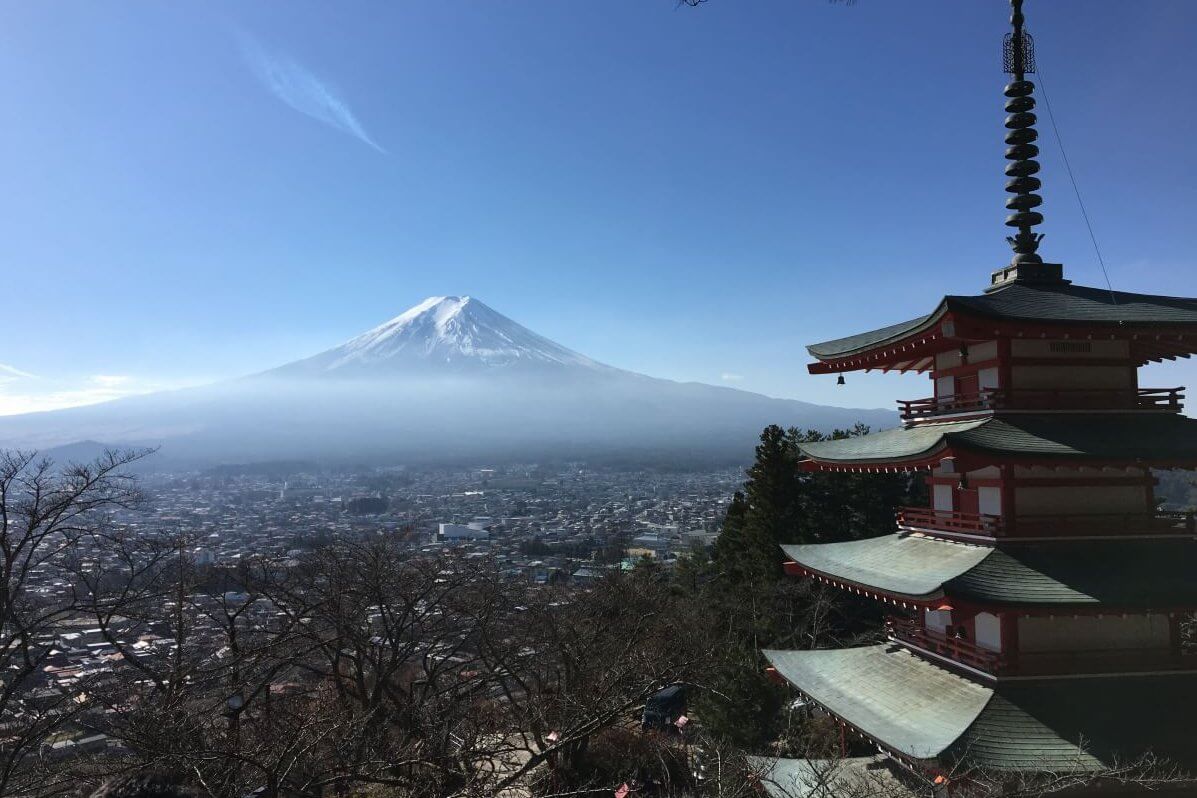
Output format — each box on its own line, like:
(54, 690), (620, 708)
(0, 297), (896, 467)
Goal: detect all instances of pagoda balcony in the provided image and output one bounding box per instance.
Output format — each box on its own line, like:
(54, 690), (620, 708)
(897, 386), (1184, 422)
(899, 506), (1195, 540)
(885, 616), (1005, 674)
(897, 507), (1003, 538)
(888, 616), (1197, 678)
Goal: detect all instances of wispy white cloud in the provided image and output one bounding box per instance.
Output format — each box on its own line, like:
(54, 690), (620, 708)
(0, 363), (37, 381)
(720, 373), (744, 382)
(239, 32), (386, 153)
(90, 374), (131, 388)
(0, 373), (205, 417)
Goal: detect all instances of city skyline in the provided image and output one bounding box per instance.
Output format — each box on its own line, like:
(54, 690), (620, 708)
(2, 0), (1195, 416)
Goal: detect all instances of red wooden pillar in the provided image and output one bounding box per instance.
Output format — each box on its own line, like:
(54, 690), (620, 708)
(999, 465), (1016, 537)
(996, 338), (1013, 393)
(1000, 612), (1020, 675)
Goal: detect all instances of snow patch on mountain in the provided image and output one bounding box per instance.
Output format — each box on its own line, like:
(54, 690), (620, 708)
(310, 296), (607, 372)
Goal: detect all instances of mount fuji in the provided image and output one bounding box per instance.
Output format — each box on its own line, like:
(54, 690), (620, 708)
(0, 297), (894, 467)
(272, 296), (609, 376)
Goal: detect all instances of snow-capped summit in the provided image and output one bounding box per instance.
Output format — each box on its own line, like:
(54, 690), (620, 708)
(280, 296), (607, 375)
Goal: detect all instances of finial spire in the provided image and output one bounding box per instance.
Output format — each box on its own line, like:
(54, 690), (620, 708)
(1002, 0), (1044, 265)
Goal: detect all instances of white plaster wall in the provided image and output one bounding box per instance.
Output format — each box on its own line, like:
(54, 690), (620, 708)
(978, 367), (1000, 391)
(936, 350), (962, 370)
(933, 485), (954, 512)
(925, 609), (951, 634)
(1018, 614), (1170, 652)
(974, 613), (1002, 651)
(967, 466), (1001, 480)
(978, 487), (1002, 516)
(970, 341), (999, 362)
(936, 375), (954, 400)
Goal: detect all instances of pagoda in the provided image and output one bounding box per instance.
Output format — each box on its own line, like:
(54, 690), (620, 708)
(758, 2), (1197, 796)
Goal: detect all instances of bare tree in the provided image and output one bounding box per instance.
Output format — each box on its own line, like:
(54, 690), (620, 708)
(0, 448), (151, 796)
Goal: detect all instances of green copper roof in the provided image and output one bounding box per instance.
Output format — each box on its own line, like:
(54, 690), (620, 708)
(949, 540), (1197, 606)
(807, 282), (1197, 360)
(948, 674), (1197, 772)
(746, 756), (917, 798)
(783, 535), (1197, 607)
(798, 414), (1197, 465)
(798, 419), (983, 464)
(781, 536), (990, 599)
(807, 313), (935, 359)
(763, 646), (992, 761)
(764, 645), (1197, 772)
(952, 282), (1197, 326)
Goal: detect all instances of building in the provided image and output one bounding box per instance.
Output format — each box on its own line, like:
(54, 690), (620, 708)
(760, 2), (1197, 795)
(438, 522), (491, 541)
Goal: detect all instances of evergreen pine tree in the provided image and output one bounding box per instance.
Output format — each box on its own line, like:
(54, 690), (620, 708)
(712, 425), (803, 586)
(739, 425), (802, 584)
(711, 490), (748, 580)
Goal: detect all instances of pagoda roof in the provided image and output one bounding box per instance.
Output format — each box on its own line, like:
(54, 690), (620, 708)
(762, 646), (993, 762)
(782, 535), (989, 600)
(746, 755), (917, 798)
(783, 535), (1197, 608)
(763, 644), (1197, 772)
(798, 414), (1197, 469)
(807, 281), (1197, 362)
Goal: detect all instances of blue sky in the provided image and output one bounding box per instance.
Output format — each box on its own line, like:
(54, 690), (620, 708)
(1, 0), (1194, 415)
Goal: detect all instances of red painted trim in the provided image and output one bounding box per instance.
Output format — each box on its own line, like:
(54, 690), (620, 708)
(926, 476), (1003, 487)
(778, 684), (932, 773)
(800, 446), (964, 473)
(997, 337), (1013, 392)
(787, 564), (941, 608)
(934, 358), (1000, 378)
(1009, 356), (1136, 367)
(1011, 476), (1153, 487)
(808, 313), (1197, 373)
(790, 563), (1197, 617)
(1000, 465), (1016, 533)
(1001, 612), (1019, 657)
(803, 450), (1197, 472)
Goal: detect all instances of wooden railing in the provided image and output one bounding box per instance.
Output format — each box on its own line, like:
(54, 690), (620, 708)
(886, 616), (1004, 673)
(890, 614), (1197, 677)
(900, 506), (1195, 539)
(898, 386), (1184, 421)
(897, 506), (1003, 537)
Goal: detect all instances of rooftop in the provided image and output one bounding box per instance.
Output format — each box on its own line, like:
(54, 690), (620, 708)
(783, 536), (1197, 608)
(763, 644), (1197, 772)
(797, 413), (1197, 469)
(807, 281), (1197, 363)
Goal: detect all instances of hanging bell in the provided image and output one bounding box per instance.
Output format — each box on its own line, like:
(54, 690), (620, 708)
(836, 374), (846, 386)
